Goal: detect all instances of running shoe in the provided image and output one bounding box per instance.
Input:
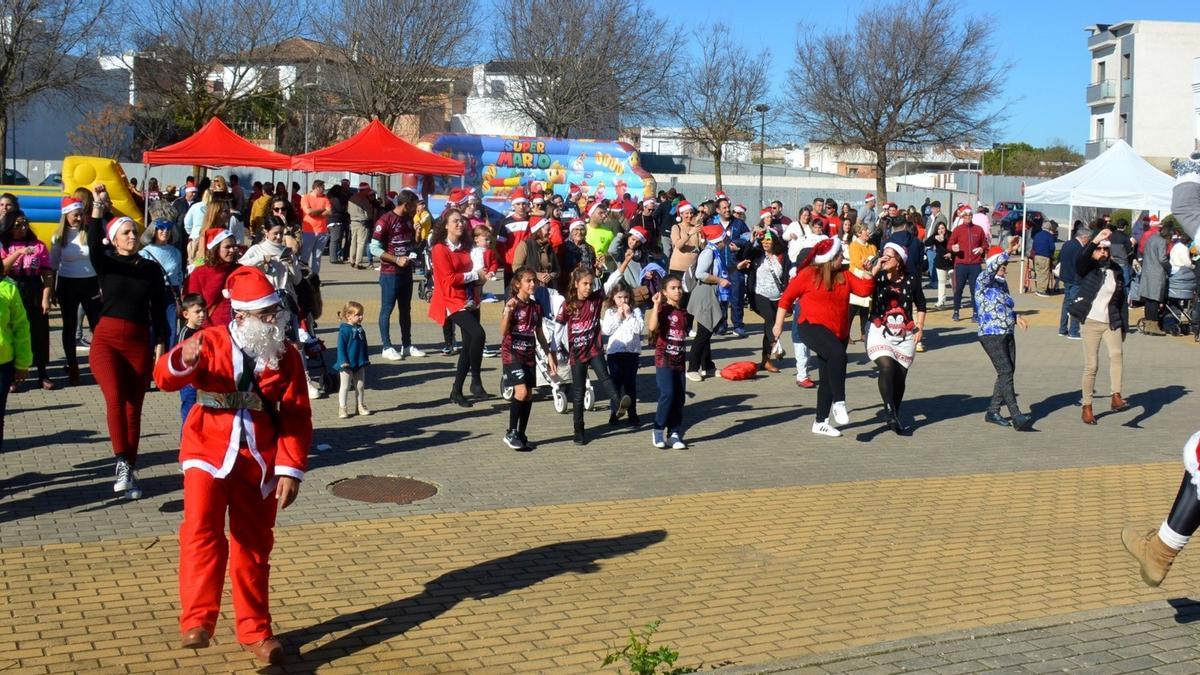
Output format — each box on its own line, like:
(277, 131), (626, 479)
(402, 345), (426, 358)
(668, 431), (687, 450)
(381, 347), (403, 361)
(811, 420), (842, 437)
(651, 429), (667, 449)
(114, 458), (133, 492)
(831, 401), (850, 426)
(503, 430), (524, 450)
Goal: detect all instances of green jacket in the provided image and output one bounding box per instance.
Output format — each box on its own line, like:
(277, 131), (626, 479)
(0, 278), (32, 369)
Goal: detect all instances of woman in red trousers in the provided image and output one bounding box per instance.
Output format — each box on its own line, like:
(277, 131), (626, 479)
(86, 185), (169, 498)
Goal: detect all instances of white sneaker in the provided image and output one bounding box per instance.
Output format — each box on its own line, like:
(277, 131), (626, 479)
(685, 371), (703, 382)
(339, 407), (350, 419)
(482, 347), (499, 358)
(831, 401), (850, 426)
(357, 405), (371, 416)
(812, 420), (842, 437)
(403, 345), (426, 358)
(668, 431), (687, 449)
(126, 474), (142, 500)
(381, 347), (403, 361)
(113, 459), (132, 492)
(651, 429), (667, 448)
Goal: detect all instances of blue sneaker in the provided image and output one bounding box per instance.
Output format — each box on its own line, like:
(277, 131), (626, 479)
(651, 429), (666, 449)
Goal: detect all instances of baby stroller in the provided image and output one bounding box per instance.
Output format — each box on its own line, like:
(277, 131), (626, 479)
(1162, 267), (1199, 337)
(417, 244), (434, 301)
(299, 328), (337, 398)
(499, 292), (594, 414)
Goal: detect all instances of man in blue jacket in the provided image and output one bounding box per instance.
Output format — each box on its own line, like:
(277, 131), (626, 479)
(1031, 221), (1058, 297)
(714, 197), (750, 336)
(1057, 224), (1090, 339)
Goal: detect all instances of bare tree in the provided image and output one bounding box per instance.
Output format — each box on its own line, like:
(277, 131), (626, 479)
(495, 0), (675, 138)
(0, 0), (107, 168)
(126, 0), (308, 136)
(68, 104), (135, 159)
(788, 0), (1006, 201)
(671, 23), (769, 190)
(316, 0), (478, 129)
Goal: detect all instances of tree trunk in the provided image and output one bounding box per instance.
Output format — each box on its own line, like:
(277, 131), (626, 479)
(0, 113), (8, 179)
(874, 145), (888, 204)
(712, 145), (723, 192)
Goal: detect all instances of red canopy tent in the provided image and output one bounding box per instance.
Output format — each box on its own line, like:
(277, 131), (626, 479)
(142, 117), (294, 169)
(290, 119), (465, 175)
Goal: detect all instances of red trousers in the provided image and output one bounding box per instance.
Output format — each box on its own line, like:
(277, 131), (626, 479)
(89, 317), (152, 465)
(180, 452), (278, 643)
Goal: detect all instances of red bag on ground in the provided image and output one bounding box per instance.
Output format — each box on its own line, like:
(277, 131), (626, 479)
(720, 361), (759, 381)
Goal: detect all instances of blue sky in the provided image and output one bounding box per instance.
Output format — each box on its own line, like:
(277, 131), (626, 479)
(651, 0), (1200, 151)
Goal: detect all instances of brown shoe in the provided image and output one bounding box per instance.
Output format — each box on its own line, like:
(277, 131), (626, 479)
(242, 637), (284, 665)
(181, 627), (211, 649)
(1122, 526), (1180, 587)
(1081, 404), (1096, 425)
(1111, 392), (1127, 411)
(762, 360), (780, 373)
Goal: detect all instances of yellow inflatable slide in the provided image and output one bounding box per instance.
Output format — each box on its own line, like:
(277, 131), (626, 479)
(3, 156), (143, 246)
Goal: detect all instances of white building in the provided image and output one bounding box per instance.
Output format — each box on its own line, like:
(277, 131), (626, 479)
(451, 62), (537, 137)
(1085, 20), (1200, 167)
(636, 126), (752, 162)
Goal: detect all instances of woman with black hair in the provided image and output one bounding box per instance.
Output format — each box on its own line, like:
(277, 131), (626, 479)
(428, 208), (492, 407)
(1, 213), (53, 390)
(866, 242), (927, 435)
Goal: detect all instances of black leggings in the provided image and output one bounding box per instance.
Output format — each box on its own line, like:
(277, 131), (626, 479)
(851, 305), (870, 339)
(1166, 472), (1200, 537)
(14, 277), (49, 379)
(794, 322), (847, 421)
(687, 324), (715, 373)
(56, 276), (100, 370)
(449, 310), (485, 394)
(571, 355), (616, 431)
(874, 356), (908, 413)
(606, 352), (639, 415)
(754, 294), (780, 362)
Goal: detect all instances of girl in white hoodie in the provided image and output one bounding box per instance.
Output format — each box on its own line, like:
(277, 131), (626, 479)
(600, 280), (643, 426)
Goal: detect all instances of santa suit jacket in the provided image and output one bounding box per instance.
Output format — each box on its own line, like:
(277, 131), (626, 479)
(154, 325), (312, 494)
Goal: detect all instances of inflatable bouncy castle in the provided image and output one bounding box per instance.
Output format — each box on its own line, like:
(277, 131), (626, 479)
(419, 134), (656, 209)
(2, 156), (142, 245)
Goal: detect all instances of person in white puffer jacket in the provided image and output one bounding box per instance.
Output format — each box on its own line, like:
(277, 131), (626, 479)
(600, 280), (644, 427)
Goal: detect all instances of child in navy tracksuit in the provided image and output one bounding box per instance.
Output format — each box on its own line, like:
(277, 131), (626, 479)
(335, 300), (370, 418)
(646, 276), (688, 449)
(600, 280), (643, 427)
(177, 293), (206, 424)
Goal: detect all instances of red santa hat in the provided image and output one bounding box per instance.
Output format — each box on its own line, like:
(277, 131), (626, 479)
(629, 225), (649, 243)
(642, 197), (657, 207)
(222, 266), (281, 312)
(797, 237), (842, 269)
(676, 200), (694, 215)
(510, 188), (528, 205)
(532, 195), (546, 206)
(568, 218), (586, 232)
(864, 193), (876, 202)
(587, 200), (605, 217)
(529, 217), (547, 234)
(103, 216), (134, 245)
(733, 203), (747, 214)
(759, 207), (773, 221)
(1149, 214), (1160, 223)
(184, 185), (198, 194)
(715, 191), (728, 202)
(447, 187), (465, 204)
(205, 227), (233, 250)
(568, 183), (581, 198)
(701, 224), (725, 244)
(60, 196), (83, 214)
(882, 241), (908, 263)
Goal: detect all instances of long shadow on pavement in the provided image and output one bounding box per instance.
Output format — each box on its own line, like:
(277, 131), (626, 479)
(1168, 597), (1200, 624)
(1118, 384), (1189, 429)
(274, 529), (669, 673)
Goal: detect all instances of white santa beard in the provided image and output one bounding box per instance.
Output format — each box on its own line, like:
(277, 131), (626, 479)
(235, 314), (287, 370)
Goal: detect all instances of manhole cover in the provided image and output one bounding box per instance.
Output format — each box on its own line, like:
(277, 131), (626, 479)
(329, 476), (438, 504)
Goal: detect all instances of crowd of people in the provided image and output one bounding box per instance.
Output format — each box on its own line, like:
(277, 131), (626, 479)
(4, 152), (1200, 666)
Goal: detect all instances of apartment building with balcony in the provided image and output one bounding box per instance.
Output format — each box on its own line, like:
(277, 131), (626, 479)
(1085, 20), (1200, 168)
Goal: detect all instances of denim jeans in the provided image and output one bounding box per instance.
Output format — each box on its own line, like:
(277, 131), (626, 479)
(925, 250), (938, 288)
(1059, 282), (1080, 336)
(952, 263), (982, 315)
(728, 269), (746, 330)
(300, 231), (329, 276)
(654, 367), (685, 431)
(378, 271), (414, 350)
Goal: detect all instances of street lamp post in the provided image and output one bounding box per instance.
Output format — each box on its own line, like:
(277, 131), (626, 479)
(300, 80), (319, 153)
(992, 142), (1008, 176)
(754, 103), (770, 207)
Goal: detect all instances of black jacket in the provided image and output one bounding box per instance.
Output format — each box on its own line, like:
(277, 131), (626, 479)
(1068, 241), (1128, 333)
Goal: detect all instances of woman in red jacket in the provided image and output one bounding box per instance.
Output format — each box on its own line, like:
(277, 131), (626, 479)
(428, 208), (494, 407)
(185, 228), (240, 327)
(772, 237), (878, 437)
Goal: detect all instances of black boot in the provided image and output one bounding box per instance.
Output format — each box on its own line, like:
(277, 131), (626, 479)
(470, 379), (489, 399)
(1011, 412), (1033, 431)
(628, 411), (641, 427)
(449, 390), (472, 408)
(892, 403), (911, 435)
(573, 426), (586, 446)
(984, 411), (1012, 427)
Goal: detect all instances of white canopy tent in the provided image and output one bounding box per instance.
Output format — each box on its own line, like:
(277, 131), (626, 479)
(1017, 139), (1175, 292)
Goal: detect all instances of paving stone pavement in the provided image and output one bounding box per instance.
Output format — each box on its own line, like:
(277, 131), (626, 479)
(4, 261), (1200, 672)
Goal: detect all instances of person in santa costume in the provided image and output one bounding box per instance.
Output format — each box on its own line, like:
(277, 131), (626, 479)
(153, 265), (312, 665)
(1122, 152), (1200, 587)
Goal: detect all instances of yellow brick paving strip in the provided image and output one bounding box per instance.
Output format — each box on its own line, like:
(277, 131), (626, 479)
(3, 461), (1195, 673)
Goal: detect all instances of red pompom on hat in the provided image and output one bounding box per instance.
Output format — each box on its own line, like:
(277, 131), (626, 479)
(629, 225), (649, 243)
(204, 227), (233, 250)
(61, 196), (83, 214)
(510, 188), (528, 204)
(221, 265), (280, 312)
(701, 224), (725, 244)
